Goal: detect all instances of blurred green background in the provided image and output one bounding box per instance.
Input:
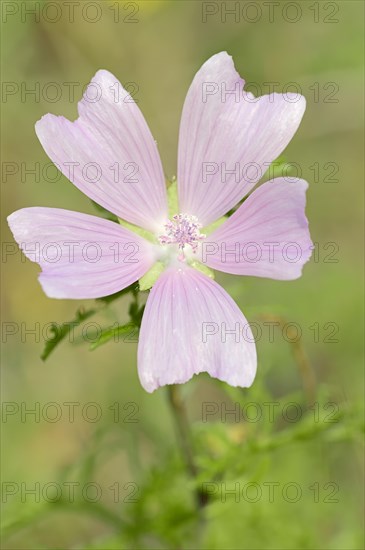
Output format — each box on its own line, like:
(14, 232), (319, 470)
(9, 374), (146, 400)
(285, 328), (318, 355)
(1, 1), (364, 549)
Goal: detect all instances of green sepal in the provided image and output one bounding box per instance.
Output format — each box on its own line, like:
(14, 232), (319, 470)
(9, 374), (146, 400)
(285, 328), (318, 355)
(189, 261), (215, 279)
(261, 154), (290, 182)
(203, 215), (228, 236)
(167, 178), (179, 218)
(118, 218), (156, 243)
(138, 261), (166, 291)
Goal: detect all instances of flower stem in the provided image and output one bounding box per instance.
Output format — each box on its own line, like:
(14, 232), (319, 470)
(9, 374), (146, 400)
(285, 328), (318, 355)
(259, 313), (317, 405)
(166, 384), (208, 509)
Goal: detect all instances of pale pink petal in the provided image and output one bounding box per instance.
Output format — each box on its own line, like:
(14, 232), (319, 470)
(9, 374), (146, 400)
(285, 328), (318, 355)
(178, 52), (306, 226)
(201, 178), (312, 280)
(7, 208), (156, 299)
(35, 70), (168, 233)
(138, 266), (256, 393)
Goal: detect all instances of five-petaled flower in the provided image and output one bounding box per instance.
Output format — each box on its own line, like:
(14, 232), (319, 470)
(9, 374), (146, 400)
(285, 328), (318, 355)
(7, 52), (312, 392)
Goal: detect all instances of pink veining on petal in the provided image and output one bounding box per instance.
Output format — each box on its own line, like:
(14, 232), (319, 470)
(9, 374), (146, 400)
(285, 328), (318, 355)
(203, 178), (313, 280)
(35, 70), (168, 233)
(6, 52), (312, 396)
(138, 266), (257, 393)
(7, 207), (156, 299)
(177, 51), (306, 227)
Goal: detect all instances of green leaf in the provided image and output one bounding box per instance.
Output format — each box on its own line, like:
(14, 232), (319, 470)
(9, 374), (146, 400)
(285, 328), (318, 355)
(41, 307), (96, 361)
(90, 322), (138, 351)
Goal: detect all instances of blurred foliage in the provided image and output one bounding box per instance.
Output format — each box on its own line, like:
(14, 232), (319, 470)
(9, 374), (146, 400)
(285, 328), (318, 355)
(2, 379), (363, 549)
(1, 0), (364, 549)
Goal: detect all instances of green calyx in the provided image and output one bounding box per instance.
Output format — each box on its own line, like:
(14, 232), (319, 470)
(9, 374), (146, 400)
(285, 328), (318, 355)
(118, 178), (216, 291)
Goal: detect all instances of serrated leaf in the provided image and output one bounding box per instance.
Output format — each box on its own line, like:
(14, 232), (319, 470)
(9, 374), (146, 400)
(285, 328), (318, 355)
(41, 307), (96, 361)
(90, 322), (138, 350)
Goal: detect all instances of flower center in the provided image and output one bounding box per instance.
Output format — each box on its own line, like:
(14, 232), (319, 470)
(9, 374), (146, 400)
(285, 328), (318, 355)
(158, 213), (205, 261)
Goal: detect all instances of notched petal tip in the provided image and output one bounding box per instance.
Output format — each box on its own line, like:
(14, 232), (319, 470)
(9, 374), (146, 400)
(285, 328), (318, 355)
(7, 208), (34, 244)
(205, 177), (313, 280)
(32, 68), (168, 232)
(178, 55), (306, 226)
(141, 362), (257, 394)
(138, 267), (257, 393)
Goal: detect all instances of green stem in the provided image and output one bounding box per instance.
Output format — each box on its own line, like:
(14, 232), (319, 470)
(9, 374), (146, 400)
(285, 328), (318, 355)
(258, 313), (317, 405)
(167, 385), (208, 509)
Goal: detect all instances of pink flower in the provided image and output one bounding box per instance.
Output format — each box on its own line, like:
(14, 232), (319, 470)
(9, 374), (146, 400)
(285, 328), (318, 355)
(7, 52), (312, 393)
